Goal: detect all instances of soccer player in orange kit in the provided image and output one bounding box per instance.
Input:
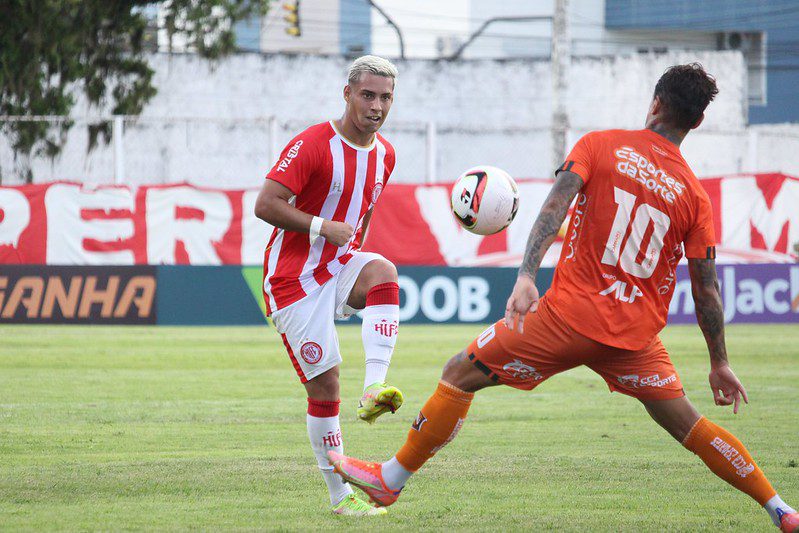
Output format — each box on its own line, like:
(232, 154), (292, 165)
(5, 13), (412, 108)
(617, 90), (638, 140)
(329, 63), (799, 532)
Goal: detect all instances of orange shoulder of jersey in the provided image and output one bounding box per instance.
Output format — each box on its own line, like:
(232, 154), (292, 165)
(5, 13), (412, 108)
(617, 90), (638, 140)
(548, 129), (716, 350)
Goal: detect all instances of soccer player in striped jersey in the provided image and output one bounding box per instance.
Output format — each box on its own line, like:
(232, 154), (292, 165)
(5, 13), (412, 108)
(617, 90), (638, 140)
(329, 63), (799, 531)
(254, 55), (403, 516)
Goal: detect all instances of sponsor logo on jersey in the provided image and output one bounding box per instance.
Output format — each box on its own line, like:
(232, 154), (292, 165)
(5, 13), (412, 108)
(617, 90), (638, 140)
(710, 436), (756, 477)
(374, 319), (398, 337)
(617, 373), (677, 389)
(657, 244), (684, 294)
(502, 359), (543, 381)
(614, 146), (685, 204)
(300, 341), (323, 364)
(275, 140), (304, 173)
(599, 280), (644, 303)
(564, 193), (588, 261)
(322, 429), (342, 448)
(411, 411), (427, 431)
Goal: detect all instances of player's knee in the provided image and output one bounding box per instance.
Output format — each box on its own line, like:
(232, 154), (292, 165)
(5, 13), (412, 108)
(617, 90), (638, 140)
(368, 259), (397, 284)
(442, 351), (487, 393)
(304, 367), (340, 401)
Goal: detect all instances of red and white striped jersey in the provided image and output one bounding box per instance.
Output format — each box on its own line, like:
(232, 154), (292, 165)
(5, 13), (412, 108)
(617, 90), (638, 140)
(262, 121), (396, 315)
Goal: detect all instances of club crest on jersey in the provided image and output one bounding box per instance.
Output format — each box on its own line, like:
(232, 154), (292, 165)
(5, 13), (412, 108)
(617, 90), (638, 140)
(502, 359), (543, 380)
(411, 411), (427, 431)
(372, 182), (383, 204)
(300, 341), (323, 364)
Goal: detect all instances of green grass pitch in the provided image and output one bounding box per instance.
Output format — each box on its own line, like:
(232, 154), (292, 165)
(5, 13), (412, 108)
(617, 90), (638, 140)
(1, 323), (797, 531)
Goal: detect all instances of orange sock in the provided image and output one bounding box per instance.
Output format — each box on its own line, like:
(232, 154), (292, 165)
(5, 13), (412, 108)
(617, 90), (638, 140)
(683, 416), (776, 505)
(395, 380), (474, 472)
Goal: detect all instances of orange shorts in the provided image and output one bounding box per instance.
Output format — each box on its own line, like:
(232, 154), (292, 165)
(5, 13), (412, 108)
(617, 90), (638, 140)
(466, 297), (684, 401)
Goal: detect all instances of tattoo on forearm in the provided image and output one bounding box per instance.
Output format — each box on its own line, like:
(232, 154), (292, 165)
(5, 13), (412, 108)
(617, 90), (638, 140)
(519, 171), (583, 279)
(690, 258), (728, 364)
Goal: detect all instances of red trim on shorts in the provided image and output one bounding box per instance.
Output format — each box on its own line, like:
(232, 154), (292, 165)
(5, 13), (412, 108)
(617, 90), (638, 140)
(281, 333), (307, 383)
(307, 398), (340, 417)
(366, 282), (399, 306)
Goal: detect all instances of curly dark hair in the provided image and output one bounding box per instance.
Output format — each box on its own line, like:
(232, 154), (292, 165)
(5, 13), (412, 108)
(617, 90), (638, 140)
(654, 63), (719, 130)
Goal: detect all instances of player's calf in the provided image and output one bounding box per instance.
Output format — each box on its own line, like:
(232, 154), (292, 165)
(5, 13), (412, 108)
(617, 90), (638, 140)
(645, 397), (797, 530)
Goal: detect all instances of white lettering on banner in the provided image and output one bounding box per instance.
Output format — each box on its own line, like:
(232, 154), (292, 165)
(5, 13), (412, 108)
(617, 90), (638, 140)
(398, 276), (420, 322)
(415, 186), (483, 265)
(421, 276), (459, 322)
(397, 275), (491, 322)
(720, 177), (799, 252)
(458, 276), (490, 321)
(45, 184), (135, 264)
(668, 266), (799, 321)
(669, 279), (695, 315)
(241, 191), (273, 264)
(145, 187), (232, 264)
(0, 189), (30, 247)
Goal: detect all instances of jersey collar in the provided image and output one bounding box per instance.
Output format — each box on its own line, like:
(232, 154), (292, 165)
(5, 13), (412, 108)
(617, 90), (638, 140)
(329, 120), (377, 151)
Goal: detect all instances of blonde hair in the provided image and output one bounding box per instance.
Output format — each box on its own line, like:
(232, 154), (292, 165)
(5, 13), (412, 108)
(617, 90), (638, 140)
(347, 55), (398, 86)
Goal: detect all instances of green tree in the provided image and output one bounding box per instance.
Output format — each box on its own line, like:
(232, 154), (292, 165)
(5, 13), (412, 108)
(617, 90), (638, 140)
(0, 0), (270, 183)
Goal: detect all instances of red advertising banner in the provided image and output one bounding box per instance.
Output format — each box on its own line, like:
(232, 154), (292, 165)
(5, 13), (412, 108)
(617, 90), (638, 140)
(0, 174), (797, 266)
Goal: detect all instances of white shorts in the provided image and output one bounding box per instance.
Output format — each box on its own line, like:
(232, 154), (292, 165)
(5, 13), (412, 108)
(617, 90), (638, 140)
(271, 251), (385, 383)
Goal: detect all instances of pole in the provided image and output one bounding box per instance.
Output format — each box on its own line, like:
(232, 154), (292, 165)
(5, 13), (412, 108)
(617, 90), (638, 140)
(113, 115), (125, 184)
(268, 116), (279, 167)
(551, 0), (570, 171)
(426, 121), (436, 184)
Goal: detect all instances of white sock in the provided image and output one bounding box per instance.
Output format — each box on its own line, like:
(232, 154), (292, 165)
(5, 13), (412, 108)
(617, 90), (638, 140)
(764, 494), (796, 526)
(306, 412), (353, 505)
(361, 303), (399, 390)
(381, 456), (412, 490)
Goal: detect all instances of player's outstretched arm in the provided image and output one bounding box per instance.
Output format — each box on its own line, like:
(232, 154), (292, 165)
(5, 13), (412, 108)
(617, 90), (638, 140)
(688, 257), (749, 413)
(505, 170), (583, 333)
(254, 179), (354, 247)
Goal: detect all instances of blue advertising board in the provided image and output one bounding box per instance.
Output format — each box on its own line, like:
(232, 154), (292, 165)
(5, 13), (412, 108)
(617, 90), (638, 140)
(1, 263), (796, 325)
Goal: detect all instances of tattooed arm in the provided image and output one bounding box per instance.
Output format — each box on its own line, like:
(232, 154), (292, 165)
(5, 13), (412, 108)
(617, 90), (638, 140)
(504, 170), (584, 333)
(688, 258), (749, 413)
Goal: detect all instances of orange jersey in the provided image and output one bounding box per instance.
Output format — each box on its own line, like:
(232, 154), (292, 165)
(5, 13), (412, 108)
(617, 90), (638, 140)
(545, 129), (716, 350)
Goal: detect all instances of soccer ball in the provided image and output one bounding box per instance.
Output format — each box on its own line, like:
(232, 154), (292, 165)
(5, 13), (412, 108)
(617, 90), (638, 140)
(450, 165), (519, 235)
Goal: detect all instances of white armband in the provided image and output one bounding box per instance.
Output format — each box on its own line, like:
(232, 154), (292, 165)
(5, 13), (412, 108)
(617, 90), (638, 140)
(309, 216), (324, 245)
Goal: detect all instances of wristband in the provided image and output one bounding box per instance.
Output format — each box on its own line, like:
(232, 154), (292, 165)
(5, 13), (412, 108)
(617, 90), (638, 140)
(309, 216), (324, 245)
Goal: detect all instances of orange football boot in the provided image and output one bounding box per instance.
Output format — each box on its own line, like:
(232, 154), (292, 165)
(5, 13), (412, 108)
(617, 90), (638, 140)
(328, 451), (402, 507)
(780, 511), (799, 533)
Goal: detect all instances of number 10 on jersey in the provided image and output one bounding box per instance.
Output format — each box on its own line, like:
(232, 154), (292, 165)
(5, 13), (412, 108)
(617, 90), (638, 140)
(601, 187), (671, 279)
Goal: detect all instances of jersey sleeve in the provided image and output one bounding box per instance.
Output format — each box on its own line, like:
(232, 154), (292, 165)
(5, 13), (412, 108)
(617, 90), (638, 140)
(683, 192), (717, 259)
(265, 134), (320, 195)
(556, 132), (596, 184)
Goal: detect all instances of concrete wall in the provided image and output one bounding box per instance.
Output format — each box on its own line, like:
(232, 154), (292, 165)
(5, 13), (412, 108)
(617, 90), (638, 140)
(1, 50), (797, 186)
